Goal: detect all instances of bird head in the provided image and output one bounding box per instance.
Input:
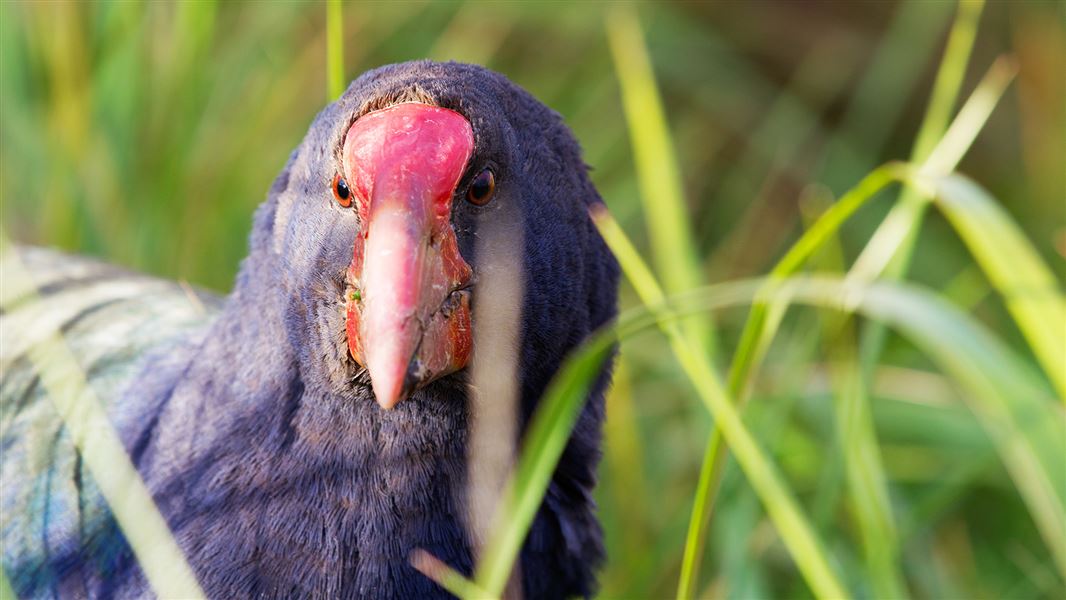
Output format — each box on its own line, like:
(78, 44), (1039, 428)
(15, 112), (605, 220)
(253, 61), (617, 411)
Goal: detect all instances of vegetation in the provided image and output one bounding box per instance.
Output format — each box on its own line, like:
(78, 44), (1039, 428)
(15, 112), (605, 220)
(2, 1), (1063, 598)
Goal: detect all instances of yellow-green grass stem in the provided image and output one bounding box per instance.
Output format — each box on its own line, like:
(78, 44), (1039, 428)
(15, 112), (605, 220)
(411, 550), (492, 600)
(800, 189), (906, 599)
(727, 163), (910, 401)
(915, 173), (1066, 578)
(850, 0), (983, 384)
(327, 0), (345, 100)
(606, 6), (717, 358)
(0, 567), (15, 600)
(926, 174), (1066, 402)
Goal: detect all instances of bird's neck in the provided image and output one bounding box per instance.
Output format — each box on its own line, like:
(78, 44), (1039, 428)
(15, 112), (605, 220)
(120, 280), (477, 597)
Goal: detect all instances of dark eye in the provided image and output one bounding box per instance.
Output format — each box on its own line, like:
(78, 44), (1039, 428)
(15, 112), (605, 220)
(466, 168), (495, 206)
(332, 174), (352, 208)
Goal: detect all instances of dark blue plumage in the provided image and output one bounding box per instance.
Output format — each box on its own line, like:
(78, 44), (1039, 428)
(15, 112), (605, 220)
(1, 61), (618, 598)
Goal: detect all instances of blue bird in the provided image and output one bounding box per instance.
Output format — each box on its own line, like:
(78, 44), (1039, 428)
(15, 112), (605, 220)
(1, 61), (619, 599)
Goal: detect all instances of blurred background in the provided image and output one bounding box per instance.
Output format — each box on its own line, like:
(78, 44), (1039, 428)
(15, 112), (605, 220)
(2, 1), (1063, 598)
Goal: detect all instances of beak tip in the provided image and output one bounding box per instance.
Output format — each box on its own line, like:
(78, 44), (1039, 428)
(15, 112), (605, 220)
(365, 337), (412, 409)
(369, 362), (420, 410)
(376, 398), (400, 410)
(371, 378), (403, 410)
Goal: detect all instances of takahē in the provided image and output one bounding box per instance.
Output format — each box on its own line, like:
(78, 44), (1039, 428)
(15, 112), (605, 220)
(0, 61), (619, 598)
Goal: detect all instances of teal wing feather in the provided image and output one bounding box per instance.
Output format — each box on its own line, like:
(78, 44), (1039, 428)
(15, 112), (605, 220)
(0, 246), (222, 597)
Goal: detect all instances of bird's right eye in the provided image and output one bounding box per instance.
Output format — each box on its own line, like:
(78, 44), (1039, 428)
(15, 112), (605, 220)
(332, 174), (352, 208)
(466, 168), (496, 206)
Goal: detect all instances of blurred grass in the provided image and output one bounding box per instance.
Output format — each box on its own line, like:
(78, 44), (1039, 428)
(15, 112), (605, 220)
(607, 7), (718, 359)
(828, 5), (988, 592)
(3, 1), (1064, 598)
(0, 567), (14, 600)
(327, 0), (345, 99)
(918, 173), (1066, 580)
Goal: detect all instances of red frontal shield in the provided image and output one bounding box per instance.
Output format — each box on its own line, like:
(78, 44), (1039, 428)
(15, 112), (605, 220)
(342, 103), (475, 409)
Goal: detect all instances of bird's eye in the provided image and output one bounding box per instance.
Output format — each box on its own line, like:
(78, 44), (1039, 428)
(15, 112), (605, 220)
(332, 174), (352, 208)
(466, 168), (496, 206)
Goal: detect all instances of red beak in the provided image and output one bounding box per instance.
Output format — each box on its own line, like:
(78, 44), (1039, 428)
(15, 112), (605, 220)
(342, 103), (475, 409)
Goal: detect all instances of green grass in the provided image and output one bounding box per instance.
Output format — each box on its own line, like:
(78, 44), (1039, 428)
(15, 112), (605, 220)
(2, 1), (1064, 598)
(0, 566), (15, 600)
(327, 0), (345, 100)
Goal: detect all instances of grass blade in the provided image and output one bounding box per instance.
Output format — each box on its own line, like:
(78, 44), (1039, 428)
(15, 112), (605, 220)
(592, 203), (724, 597)
(677, 427), (724, 599)
(912, 0), (985, 166)
(829, 355), (904, 598)
(850, 56), (1017, 282)
(601, 357), (652, 587)
(800, 189), (905, 599)
(925, 172), (1066, 399)
(0, 567), (14, 600)
(778, 279), (1064, 582)
(326, 0), (345, 99)
(728, 163), (909, 399)
(606, 6), (716, 357)
(411, 550), (491, 600)
(845, 0), (989, 428)
(814, 0), (955, 191)
(922, 56), (1017, 177)
(819, 281), (1066, 582)
(473, 321), (616, 597)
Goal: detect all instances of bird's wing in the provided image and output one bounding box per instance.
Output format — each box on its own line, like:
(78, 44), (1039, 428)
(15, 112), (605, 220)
(1, 246), (222, 597)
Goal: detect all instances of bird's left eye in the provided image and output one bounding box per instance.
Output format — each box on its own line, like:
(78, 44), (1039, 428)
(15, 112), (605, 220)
(332, 174), (352, 208)
(466, 168), (495, 206)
